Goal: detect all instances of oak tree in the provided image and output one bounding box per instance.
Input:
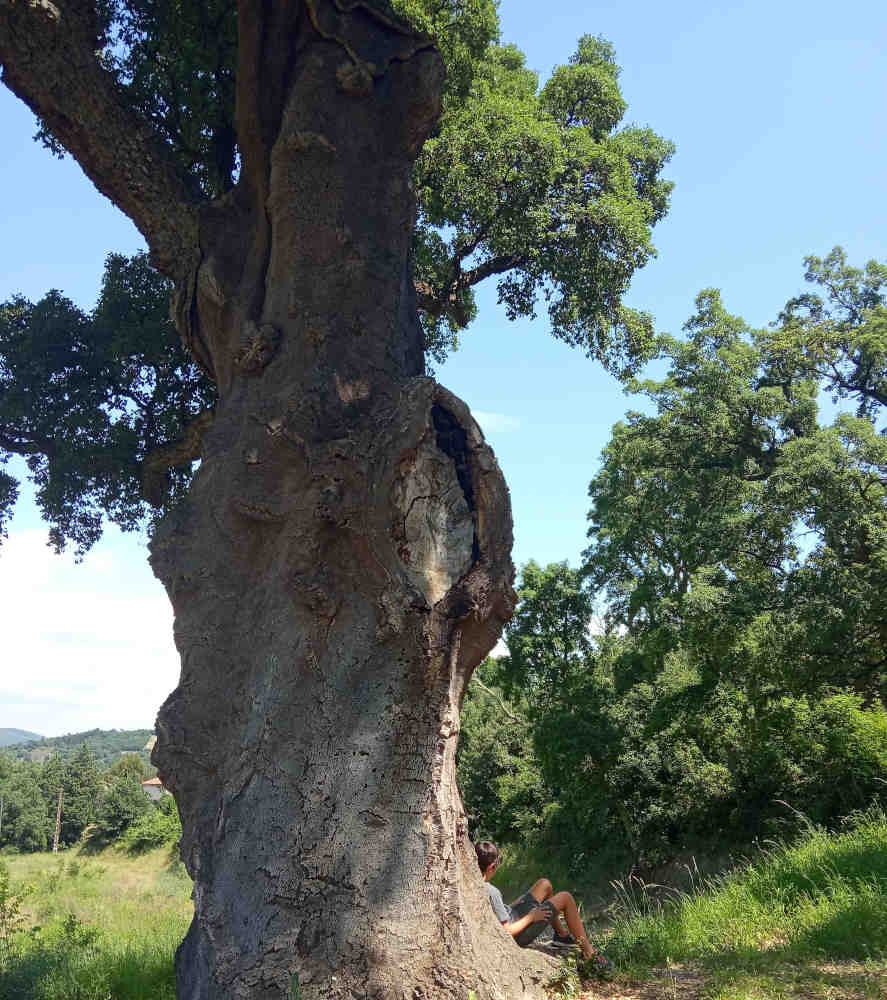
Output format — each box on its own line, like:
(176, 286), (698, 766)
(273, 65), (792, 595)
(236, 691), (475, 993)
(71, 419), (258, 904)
(0, 2), (671, 996)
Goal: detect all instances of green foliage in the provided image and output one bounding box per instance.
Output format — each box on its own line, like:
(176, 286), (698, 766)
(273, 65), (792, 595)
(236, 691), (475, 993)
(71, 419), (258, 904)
(457, 659), (549, 845)
(106, 754), (150, 785)
(0, 253), (215, 553)
(95, 774), (152, 843)
(0, 759), (51, 852)
(415, 33), (672, 365)
(0, 859), (30, 957)
(119, 796), (181, 854)
(585, 249), (887, 703)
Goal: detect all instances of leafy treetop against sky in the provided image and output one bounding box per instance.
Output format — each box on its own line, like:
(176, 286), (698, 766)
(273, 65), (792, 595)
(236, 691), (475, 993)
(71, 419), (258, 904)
(1, 0), (886, 737)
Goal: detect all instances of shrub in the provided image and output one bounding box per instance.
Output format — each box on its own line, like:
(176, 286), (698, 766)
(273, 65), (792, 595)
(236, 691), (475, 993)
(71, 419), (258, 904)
(119, 796), (181, 853)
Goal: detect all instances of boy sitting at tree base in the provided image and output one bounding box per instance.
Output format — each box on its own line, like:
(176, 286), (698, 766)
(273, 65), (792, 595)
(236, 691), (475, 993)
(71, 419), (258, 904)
(474, 840), (613, 976)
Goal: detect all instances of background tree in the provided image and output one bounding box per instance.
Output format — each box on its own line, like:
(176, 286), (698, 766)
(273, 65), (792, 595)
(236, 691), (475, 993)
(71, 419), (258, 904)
(1, 1), (671, 997)
(457, 252), (887, 880)
(0, 759), (49, 853)
(456, 656), (549, 846)
(106, 753), (151, 785)
(58, 744), (102, 846)
(96, 771), (152, 841)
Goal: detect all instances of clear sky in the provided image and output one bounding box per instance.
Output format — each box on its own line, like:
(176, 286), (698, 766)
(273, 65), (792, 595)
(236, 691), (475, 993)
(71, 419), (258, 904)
(1, 0), (885, 737)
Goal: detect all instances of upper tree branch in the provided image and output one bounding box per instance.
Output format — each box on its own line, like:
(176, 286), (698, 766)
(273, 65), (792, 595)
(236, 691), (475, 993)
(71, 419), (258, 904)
(416, 253), (524, 329)
(0, 0), (201, 278)
(142, 407), (214, 507)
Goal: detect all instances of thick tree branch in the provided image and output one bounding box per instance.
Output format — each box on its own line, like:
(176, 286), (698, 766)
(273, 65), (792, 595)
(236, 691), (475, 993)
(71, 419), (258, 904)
(415, 253), (524, 329)
(141, 407), (213, 507)
(461, 253), (523, 288)
(0, 0), (200, 277)
(0, 427), (53, 458)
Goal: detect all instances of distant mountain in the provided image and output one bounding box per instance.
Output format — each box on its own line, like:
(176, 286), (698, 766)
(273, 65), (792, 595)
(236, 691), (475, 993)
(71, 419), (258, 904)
(0, 728), (43, 747)
(2, 727), (154, 767)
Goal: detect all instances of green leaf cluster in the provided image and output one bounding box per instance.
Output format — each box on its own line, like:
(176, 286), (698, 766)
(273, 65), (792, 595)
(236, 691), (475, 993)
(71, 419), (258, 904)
(0, 254), (214, 554)
(415, 33), (672, 366)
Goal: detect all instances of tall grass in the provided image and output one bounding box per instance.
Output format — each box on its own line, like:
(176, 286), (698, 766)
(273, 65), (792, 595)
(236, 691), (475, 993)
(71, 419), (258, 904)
(603, 805), (887, 969)
(0, 846), (191, 1000)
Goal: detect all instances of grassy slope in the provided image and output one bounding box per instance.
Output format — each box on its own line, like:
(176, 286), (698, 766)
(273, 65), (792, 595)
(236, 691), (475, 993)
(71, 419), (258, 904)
(1, 846), (191, 1000)
(585, 809), (887, 1000)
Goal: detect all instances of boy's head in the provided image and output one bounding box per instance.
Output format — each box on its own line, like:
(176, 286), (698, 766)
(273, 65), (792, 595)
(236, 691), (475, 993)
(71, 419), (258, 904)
(474, 840), (500, 877)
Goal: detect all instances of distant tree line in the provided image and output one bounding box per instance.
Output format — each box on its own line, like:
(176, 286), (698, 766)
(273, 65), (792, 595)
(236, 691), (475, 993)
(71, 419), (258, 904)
(458, 249), (887, 877)
(0, 743), (178, 853)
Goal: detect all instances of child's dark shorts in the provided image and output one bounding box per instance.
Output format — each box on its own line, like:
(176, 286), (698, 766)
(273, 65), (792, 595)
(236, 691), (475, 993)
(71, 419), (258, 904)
(508, 892), (557, 947)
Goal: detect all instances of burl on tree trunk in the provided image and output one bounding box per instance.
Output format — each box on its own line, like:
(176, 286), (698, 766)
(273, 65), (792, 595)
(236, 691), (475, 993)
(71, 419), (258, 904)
(0, 0), (554, 996)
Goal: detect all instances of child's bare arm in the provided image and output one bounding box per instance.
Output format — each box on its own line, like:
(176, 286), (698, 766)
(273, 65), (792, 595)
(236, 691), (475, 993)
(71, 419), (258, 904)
(502, 906), (550, 937)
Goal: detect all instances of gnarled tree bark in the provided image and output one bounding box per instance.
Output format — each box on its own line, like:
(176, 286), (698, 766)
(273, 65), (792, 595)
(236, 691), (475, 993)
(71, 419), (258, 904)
(1, 0), (556, 995)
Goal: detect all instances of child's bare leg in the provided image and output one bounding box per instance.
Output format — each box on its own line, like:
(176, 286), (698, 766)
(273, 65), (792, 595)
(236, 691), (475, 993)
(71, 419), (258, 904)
(549, 891), (596, 958)
(527, 877), (553, 903)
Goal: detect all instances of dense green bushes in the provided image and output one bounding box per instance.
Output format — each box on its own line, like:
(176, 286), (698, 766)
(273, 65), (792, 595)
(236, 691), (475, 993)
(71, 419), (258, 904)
(457, 253), (887, 878)
(119, 796), (181, 854)
(458, 575), (887, 882)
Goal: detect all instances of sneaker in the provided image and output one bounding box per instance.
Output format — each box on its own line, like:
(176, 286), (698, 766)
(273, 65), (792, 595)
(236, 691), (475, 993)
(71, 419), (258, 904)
(550, 930), (579, 950)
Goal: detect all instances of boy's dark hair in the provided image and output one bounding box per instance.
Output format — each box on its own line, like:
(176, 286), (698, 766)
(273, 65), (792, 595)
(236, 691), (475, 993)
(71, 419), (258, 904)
(474, 840), (500, 873)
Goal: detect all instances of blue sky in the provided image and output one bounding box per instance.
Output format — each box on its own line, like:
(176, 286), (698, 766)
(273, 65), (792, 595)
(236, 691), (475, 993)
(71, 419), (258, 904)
(1, 0), (885, 736)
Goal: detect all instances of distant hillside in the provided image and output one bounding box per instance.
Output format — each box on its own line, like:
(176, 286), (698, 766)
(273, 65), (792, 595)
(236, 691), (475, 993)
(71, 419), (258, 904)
(2, 728), (154, 767)
(0, 728), (43, 747)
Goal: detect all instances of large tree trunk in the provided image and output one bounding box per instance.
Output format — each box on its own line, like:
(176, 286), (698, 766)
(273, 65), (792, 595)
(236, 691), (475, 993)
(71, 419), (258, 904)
(146, 7), (554, 998)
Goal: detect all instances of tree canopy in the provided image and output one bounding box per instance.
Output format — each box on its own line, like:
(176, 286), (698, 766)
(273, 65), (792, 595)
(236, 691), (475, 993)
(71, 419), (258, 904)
(0, 254), (212, 552)
(586, 249), (887, 702)
(2, 0), (672, 552)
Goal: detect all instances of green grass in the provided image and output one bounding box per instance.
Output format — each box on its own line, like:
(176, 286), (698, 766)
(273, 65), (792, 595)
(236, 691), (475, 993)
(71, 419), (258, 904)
(0, 845), (191, 1000)
(602, 806), (887, 973)
(4, 813), (887, 1000)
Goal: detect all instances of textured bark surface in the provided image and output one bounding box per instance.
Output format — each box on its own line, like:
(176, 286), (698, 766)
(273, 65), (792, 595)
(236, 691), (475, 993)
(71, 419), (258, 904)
(1, 0), (557, 995)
